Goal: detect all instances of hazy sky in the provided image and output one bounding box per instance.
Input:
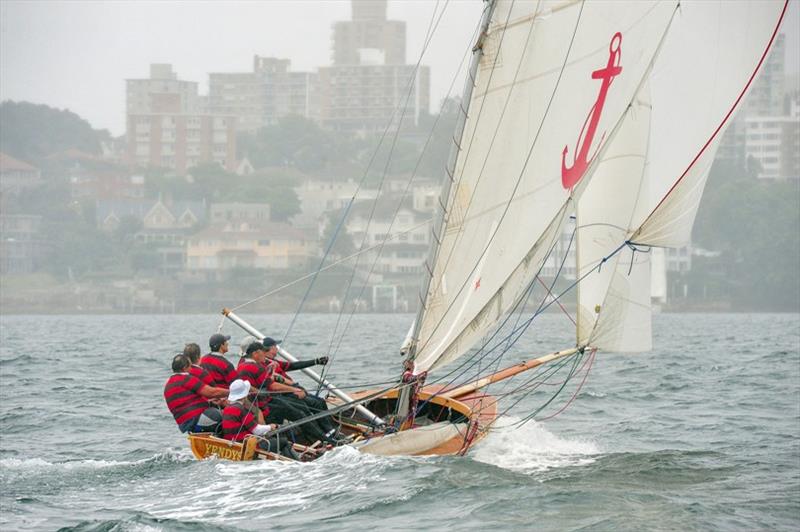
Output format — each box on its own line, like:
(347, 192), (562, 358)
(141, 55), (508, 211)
(1, 0), (798, 136)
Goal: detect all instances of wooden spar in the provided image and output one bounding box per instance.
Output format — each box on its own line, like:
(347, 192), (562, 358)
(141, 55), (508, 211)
(440, 347), (581, 399)
(222, 308), (386, 426)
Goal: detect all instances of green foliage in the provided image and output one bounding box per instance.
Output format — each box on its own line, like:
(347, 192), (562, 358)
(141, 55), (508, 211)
(239, 115), (352, 172)
(0, 100), (110, 165)
(691, 158), (800, 310)
(321, 213), (356, 259)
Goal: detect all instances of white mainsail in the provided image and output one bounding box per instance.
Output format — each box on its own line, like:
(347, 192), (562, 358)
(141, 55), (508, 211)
(412, 0), (679, 373)
(575, 0), (787, 352)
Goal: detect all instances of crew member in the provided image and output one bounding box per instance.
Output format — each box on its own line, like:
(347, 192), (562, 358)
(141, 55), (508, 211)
(221, 379), (300, 460)
(164, 354), (228, 433)
(239, 342), (334, 445)
(183, 342), (214, 386)
(200, 333), (237, 388)
(261, 337), (338, 437)
(238, 335), (258, 366)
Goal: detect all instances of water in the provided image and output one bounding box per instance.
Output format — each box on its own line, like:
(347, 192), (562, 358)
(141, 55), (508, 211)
(1, 313), (798, 531)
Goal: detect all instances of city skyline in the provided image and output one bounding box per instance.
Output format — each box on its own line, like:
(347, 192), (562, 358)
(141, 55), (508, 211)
(0, 0), (482, 135)
(3, 1), (797, 137)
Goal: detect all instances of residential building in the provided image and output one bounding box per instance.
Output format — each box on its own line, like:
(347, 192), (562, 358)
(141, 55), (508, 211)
(744, 96), (800, 179)
(210, 202), (271, 226)
(0, 152), (41, 197)
(340, 195), (430, 276)
(96, 198), (206, 273)
(186, 222), (316, 278)
(208, 56), (317, 133)
(0, 214), (47, 274)
(717, 33), (788, 167)
(126, 64), (237, 174)
(68, 163), (145, 201)
(317, 0), (431, 134)
(293, 179), (378, 229)
(332, 0), (406, 66)
(665, 244), (692, 273)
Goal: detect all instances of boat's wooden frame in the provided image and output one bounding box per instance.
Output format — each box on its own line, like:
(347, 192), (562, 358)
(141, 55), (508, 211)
(187, 383), (497, 461)
(185, 347), (581, 462)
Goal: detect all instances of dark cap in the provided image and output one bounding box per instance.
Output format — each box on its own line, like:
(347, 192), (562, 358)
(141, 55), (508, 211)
(262, 337), (281, 348)
(209, 333), (231, 349)
(246, 342), (265, 356)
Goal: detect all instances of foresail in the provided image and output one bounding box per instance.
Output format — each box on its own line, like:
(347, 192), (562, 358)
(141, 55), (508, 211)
(576, 0), (786, 353)
(576, 82), (653, 353)
(412, 0), (678, 373)
(633, 0), (788, 247)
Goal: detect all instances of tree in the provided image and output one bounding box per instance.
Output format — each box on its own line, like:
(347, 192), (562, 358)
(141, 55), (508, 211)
(0, 100), (110, 165)
(321, 212), (356, 259)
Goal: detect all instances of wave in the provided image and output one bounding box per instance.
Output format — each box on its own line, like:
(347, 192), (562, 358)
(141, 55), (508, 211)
(0, 449), (193, 473)
(55, 511), (234, 532)
(470, 416), (600, 473)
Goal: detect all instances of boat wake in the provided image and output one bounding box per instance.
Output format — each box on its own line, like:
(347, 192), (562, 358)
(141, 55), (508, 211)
(471, 416), (599, 473)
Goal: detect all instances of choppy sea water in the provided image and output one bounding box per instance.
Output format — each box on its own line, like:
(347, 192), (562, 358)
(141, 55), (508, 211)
(0, 313), (798, 531)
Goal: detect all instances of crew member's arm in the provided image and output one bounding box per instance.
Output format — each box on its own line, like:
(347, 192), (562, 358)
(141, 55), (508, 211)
(252, 423), (278, 436)
(284, 357), (329, 372)
(198, 384), (228, 399)
(269, 380), (306, 399)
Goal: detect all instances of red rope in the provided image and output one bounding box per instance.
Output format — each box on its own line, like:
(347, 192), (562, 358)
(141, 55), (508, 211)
(536, 276), (577, 326)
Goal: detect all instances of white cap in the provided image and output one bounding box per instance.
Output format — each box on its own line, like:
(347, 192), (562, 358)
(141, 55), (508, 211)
(239, 335), (257, 355)
(228, 379), (250, 402)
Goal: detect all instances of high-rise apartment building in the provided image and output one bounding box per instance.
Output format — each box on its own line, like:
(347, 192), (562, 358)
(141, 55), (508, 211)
(317, 0), (430, 134)
(745, 96), (800, 179)
(718, 34), (793, 173)
(332, 0), (406, 65)
(126, 64), (237, 174)
(208, 56), (317, 133)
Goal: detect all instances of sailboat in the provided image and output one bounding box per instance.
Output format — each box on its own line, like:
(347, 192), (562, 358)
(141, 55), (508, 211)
(187, 0), (788, 462)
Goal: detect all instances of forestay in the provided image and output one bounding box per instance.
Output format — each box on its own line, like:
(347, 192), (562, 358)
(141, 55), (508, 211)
(412, 0), (678, 373)
(575, 0), (787, 352)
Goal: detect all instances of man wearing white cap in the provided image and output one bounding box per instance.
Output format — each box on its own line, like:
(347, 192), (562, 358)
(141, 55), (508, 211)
(221, 379), (300, 459)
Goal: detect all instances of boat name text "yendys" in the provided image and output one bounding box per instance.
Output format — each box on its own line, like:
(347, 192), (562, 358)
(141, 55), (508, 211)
(561, 32), (623, 190)
(205, 442), (241, 460)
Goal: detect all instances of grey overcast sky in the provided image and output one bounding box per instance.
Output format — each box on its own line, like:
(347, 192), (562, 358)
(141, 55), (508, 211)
(1, 0), (798, 137)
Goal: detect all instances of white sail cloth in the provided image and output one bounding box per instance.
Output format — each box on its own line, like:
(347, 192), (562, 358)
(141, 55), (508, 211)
(413, 0), (678, 373)
(413, 0), (787, 370)
(575, 0), (787, 353)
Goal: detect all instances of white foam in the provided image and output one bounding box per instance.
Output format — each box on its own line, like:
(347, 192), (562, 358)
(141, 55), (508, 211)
(471, 416), (599, 473)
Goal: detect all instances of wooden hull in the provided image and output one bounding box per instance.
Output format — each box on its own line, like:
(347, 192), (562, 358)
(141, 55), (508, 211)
(187, 385), (497, 462)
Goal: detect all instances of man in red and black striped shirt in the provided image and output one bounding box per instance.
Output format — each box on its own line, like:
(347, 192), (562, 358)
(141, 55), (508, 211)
(221, 379), (299, 459)
(200, 333), (237, 388)
(239, 342), (332, 445)
(183, 342), (215, 386)
(260, 337), (339, 438)
(164, 354), (228, 433)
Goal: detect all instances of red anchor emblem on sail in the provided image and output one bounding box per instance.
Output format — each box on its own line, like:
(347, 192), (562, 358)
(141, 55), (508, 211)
(561, 32), (623, 190)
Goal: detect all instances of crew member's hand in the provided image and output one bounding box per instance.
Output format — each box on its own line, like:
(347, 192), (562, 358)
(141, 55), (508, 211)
(294, 389), (306, 399)
(316, 356), (329, 365)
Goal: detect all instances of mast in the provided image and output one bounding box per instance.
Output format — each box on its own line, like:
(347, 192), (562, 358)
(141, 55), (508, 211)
(223, 308), (385, 426)
(398, 0), (498, 417)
